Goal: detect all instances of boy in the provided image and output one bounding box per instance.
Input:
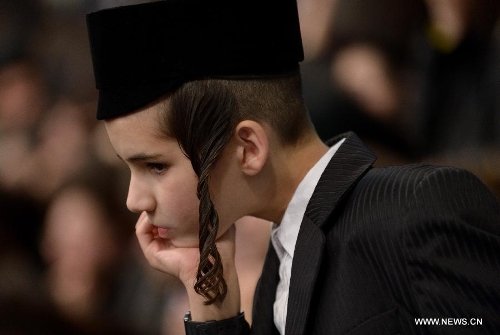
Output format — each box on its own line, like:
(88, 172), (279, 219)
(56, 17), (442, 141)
(87, 0), (500, 334)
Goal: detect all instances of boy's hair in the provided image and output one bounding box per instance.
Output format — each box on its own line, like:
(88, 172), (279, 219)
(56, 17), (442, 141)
(159, 72), (311, 306)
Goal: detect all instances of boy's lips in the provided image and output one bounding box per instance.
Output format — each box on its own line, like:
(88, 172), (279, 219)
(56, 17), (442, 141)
(156, 227), (170, 238)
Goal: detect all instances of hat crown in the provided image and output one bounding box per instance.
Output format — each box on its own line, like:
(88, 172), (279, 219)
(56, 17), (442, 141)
(87, 0), (304, 119)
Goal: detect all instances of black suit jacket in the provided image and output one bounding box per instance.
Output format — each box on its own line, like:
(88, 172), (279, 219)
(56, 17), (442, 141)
(251, 132), (500, 335)
(189, 132), (500, 335)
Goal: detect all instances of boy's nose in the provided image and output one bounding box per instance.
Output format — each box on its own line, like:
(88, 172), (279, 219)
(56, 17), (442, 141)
(126, 177), (155, 213)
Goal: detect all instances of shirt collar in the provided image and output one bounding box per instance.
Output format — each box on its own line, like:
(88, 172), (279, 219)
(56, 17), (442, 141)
(272, 138), (345, 258)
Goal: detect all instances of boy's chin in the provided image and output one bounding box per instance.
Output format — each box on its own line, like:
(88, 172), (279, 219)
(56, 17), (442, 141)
(170, 237), (199, 249)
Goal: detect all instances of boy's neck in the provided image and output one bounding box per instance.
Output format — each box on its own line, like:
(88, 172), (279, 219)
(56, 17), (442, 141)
(257, 134), (329, 225)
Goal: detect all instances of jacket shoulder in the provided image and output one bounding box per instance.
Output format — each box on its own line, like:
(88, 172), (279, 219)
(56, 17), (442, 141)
(340, 163), (500, 235)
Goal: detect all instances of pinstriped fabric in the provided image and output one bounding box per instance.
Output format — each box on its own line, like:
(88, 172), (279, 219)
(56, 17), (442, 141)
(249, 132), (500, 335)
(251, 244), (281, 335)
(307, 132), (377, 227)
(404, 167), (500, 334)
(304, 163), (499, 334)
(354, 166), (496, 330)
(285, 217), (325, 334)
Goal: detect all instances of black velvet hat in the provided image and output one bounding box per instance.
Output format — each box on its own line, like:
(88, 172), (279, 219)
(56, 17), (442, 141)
(86, 0), (304, 120)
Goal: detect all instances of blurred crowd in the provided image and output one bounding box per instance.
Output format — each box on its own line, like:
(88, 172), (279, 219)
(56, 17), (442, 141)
(300, 0), (500, 188)
(0, 0), (499, 334)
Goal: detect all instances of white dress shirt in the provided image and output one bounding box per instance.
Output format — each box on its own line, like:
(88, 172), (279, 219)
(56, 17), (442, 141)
(271, 138), (345, 334)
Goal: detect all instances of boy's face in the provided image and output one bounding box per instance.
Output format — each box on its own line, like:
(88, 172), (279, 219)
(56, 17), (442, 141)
(104, 104), (201, 248)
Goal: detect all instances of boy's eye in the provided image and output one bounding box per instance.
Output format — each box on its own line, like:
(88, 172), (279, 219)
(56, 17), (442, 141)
(148, 163), (166, 174)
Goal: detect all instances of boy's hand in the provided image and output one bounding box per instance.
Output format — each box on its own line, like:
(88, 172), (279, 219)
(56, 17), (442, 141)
(135, 211), (199, 284)
(135, 211), (241, 321)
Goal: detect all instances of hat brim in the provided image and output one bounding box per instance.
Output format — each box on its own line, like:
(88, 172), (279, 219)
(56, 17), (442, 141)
(96, 81), (182, 120)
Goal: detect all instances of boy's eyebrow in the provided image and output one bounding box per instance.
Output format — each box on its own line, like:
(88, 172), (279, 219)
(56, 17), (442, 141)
(117, 153), (163, 162)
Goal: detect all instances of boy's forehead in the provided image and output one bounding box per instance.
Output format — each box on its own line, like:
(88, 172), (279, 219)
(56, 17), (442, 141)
(105, 111), (176, 157)
(86, 0), (304, 121)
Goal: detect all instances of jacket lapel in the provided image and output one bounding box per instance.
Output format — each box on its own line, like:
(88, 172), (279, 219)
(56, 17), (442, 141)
(307, 132), (377, 228)
(251, 244), (281, 335)
(285, 132), (377, 334)
(284, 217), (325, 334)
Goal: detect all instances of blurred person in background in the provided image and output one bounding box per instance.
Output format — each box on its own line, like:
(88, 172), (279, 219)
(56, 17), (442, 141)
(1, 0), (178, 333)
(301, 0), (428, 161)
(0, 5), (105, 325)
(415, 0), (500, 198)
(419, 0), (500, 155)
(0, 1), (54, 308)
(41, 165), (170, 334)
(299, 0), (500, 198)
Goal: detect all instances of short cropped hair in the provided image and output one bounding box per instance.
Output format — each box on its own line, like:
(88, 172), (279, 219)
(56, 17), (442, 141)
(163, 72), (311, 148)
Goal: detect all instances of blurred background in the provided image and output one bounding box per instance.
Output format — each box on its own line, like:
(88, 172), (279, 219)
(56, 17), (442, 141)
(0, 0), (499, 333)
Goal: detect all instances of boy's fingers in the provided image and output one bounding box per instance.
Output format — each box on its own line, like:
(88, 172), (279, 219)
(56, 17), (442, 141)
(135, 211), (155, 247)
(135, 211), (149, 231)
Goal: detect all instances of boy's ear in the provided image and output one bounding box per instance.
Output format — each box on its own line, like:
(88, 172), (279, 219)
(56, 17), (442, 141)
(235, 120), (269, 176)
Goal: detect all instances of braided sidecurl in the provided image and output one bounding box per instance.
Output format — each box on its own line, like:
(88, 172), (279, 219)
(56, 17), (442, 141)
(166, 80), (237, 306)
